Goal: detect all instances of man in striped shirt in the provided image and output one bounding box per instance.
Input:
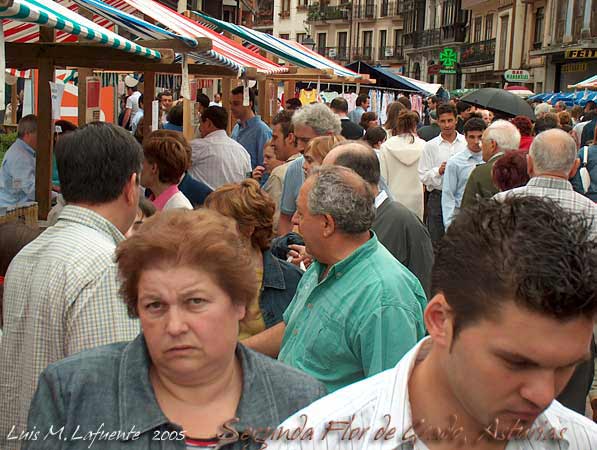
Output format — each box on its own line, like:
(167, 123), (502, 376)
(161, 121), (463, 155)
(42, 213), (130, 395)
(0, 124), (141, 450)
(266, 196), (597, 449)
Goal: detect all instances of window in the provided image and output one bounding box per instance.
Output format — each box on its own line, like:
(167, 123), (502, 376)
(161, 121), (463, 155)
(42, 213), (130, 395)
(317, 33), (327, 54)
(533, 7), (544, 49)
(280, 33), (290, 40)
(296, 32), (306, 43)
(338, 32), (348, 59)
(281, 0), (290, 11)
(498, 15), (509, 70)
(379, 30), (387, 58)
(363, 30), (373, 59)
(474, 16), (482, 42)
(381, 0), (389, 16)
(485, 14), (493, 40)
(394, 29), (403, 51)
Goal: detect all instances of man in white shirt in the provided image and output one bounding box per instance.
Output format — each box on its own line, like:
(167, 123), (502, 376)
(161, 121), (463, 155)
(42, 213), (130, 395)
(266, 195), (597, 450)
(122, 75), (141, 131)
(418, 103), (467, 241)
(189, 106), (251, 190)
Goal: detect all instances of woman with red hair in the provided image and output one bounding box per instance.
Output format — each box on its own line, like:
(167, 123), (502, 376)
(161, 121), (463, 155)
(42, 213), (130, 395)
(511, 116), (534, 152)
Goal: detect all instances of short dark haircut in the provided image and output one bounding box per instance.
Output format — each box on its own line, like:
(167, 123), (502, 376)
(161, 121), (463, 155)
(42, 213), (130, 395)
(285, 98), (302, 110)
(433, 196), (597, 338)
(463, 117), (487, 134)
(231, 85), (255, 106)
(333, 142), (381, 185)
(272, 109), (294, 138)
(202, 106), (228, 130)
(585, 101), (596, 111)
(54, 120), (77, 136)
(196, 93), (210, 109)
(534, 114), (559, 135)
(397, 96), (411, 110)
(356, 94), (369, 107)
(437, 103), (457, 119)
(330, 97), (349, 113)
(457, 101), (471, 115)
(56, 122), (143, 204)
(583, 110), (597, 122)
(166, 102), (184, 126)
(157, 90), (173, 100)
(143, 130), (189, 184)
(429, 95), (441, 105)
(364, 126), (387, 148)
(17, 114), (37, 139)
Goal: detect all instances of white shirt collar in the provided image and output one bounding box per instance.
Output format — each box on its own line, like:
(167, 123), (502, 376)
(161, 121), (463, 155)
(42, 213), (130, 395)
(375, 190), (388, 209)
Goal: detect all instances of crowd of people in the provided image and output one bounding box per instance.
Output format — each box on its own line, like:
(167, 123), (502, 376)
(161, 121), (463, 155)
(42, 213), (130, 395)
(0, 84), (597, 449)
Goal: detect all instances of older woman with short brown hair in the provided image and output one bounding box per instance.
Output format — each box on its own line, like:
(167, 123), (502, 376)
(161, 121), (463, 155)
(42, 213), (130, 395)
(25, 209), (325, 450)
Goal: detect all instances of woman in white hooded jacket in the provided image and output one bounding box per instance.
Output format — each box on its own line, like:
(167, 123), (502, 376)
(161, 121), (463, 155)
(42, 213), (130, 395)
(379, 111), (425, 220)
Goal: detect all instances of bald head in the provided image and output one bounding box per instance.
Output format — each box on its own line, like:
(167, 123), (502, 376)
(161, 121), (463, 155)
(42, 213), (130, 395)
(529, 128), (578, 177)
(323, 141), (380, 185)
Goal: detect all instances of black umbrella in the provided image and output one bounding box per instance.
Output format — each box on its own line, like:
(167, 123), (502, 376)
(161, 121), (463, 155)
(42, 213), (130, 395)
(460, 88), (535, 121)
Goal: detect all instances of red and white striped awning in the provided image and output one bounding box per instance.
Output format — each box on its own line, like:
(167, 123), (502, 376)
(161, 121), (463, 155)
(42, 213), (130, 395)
(100, 0), (286, 75)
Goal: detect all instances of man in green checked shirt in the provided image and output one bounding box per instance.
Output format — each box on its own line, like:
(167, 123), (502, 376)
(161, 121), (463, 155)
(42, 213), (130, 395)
(245, 165), (427, 393)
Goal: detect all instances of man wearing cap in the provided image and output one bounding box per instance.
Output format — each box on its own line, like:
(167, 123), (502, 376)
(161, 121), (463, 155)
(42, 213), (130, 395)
(122, 75), (142, 131)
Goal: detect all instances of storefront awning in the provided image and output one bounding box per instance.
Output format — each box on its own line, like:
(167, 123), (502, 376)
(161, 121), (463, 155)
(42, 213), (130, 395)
(0, 0), (162, 59)
(194, 11), (361, 79)
(346, 61), (442, 95)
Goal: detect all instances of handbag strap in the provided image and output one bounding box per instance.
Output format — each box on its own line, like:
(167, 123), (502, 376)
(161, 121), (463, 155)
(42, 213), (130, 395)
(582, 146), (589, 166)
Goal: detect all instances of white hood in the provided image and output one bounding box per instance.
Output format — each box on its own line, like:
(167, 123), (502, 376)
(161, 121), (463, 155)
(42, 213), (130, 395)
(381, 135), (425, 167)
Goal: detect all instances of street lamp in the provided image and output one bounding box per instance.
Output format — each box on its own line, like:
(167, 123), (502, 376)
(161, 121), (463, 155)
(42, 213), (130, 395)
(302, 35), (316, 51)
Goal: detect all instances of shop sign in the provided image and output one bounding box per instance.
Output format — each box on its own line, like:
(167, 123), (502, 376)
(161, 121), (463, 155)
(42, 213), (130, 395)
(562, 62), (588, 73)
(428, 64), (441, 75)
(565, 48), (597, 59)
(504, 69), (530, 82)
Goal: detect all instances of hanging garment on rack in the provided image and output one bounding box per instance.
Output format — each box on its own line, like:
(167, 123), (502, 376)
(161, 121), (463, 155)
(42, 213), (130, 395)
(299, 89), (319, 105)
(342, 92), (358, 113)
(410, 95), (423, 117)
(320, 91), (339, 104)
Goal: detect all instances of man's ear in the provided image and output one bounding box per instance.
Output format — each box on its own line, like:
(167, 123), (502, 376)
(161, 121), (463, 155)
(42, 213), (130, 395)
(424, 293), (455, 350)
(321, 214), (336, 238)
(286, 132), (295, 147)
(526, 153), (534, 177)
(569, 158), (581, 179)
(124, 173), (138, 206)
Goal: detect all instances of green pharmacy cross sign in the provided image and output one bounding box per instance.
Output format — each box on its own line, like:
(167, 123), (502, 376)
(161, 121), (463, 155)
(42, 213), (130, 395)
(439, 47), (458, 74)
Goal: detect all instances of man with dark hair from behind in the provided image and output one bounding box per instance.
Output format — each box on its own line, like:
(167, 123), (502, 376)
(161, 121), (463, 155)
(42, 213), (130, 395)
(266, 196), (597, 449)
(285, 98), (302, 111)
(324, 141), (434, 297)
(0, 123), (141, 449)
(189, 105), (251, 190)
(330, 97), (364, 140)
(534, 113), (560, 135)
(230, 85), (273, 169)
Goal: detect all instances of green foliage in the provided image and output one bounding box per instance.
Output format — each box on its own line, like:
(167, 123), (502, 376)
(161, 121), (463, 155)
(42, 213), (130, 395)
(0, 132), (18, 163)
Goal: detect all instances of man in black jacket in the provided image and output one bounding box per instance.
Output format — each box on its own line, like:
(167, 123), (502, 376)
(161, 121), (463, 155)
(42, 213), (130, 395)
(330, 97), (365, 140)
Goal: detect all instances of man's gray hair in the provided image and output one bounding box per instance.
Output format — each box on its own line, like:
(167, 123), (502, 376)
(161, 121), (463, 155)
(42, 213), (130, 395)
(530, 128), (577, 175)
(556, 101), (567, 110)
(485, 119), (521, 151)
(534, 102), (551, 118)
(292, 103), (342, 136)
(17, 114), (37, 139)
(308, 166), (375, 234)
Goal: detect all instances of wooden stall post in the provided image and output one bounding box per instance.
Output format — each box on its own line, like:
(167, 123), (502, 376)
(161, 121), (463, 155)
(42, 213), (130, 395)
(36, 26), (55, 220)
(221, 77), (232, 135)
(10, 87), (17, 124)
(77, 7), (94, 126)
(182, 98), (194, 142)
(143, 71), (155, 141)
(284, 80), (296, 107)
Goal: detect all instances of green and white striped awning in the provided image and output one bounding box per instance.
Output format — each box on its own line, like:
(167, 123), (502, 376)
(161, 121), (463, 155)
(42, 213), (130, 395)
(0, 0), (162, 59)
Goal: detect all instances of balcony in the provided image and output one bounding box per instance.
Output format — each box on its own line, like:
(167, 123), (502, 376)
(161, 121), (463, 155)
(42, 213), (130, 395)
(321, 46), (351, 61)
(442, 23), (468, 42)
(307, 3), (352, 23)
(254, 10), (273, 28)
(399, 0), (426, 14)
(379, 1), (401, 18)
(352, 46), (375, 62)
(353, 3), (376, 20)
(460, 38), (496, 66)
(403, 29), (442, 48)
(378, 46), (405, 61)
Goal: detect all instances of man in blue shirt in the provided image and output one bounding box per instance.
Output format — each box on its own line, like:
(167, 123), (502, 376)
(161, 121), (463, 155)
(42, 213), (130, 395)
(230, 86), (272, 169)
(442, 117), (486, 227)
(0, 114), (38, 208)
(348, 94), (369, 124)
